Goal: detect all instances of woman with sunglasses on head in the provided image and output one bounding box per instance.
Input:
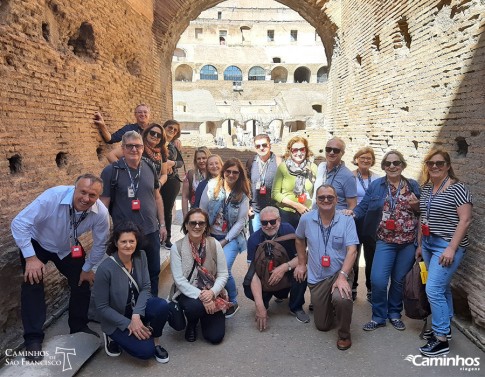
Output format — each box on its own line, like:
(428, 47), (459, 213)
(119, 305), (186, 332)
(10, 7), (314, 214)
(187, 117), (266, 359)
(350, 147), (381, 302)
(160, 120), (185, 250)
(272, 136), (317, 229)
(199, 158), (250, 318)
(416, 149), (472, 357)
(346, 150), (420, 332)
(169, 208), (230, 343)
(94, 222), (170, 363)
(182, 147), (211, 218)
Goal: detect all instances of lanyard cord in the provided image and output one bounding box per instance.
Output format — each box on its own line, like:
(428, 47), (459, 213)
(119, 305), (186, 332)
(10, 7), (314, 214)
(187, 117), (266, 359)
(326, 164), (342, 186)
(357, 170), (371, 192)
(123, 158), (142, 198)
(257, 154), (271, 184)
(70, 206), (88, 245)
(426, 176), (449, 220)
(386, 179), (403, 214)
(318, 215), (335, 256)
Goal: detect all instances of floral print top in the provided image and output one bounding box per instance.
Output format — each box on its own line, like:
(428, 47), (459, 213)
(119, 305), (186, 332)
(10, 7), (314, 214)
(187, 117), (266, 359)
(376, 181), (419, 244)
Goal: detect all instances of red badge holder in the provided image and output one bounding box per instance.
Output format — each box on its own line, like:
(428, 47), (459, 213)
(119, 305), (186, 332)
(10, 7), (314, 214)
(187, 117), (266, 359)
(385, 219), (396, 230)
(268, 259), (274, 272)
(132, 199), (141, 211)
(221, 220), (228, 232)
(321, 256), (331, 267)
(297, 193), (307, 203)
(259, 186), (267, 195)
(421, 224), (430, 236)
(71, 245), (84, 258)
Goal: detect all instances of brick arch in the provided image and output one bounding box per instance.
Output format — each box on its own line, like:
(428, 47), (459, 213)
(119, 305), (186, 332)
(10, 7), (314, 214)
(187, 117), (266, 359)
(153, 0), (338, 117)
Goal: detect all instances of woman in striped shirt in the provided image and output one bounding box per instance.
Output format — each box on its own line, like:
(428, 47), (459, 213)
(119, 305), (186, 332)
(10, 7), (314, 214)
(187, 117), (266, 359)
(417, 149), (473, 357)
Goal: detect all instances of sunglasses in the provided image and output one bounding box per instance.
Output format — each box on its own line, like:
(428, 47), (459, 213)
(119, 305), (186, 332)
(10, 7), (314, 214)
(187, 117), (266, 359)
(261, 219), (278, 226)
(291, 147), (306, 154)
(425, 160), (447, 168)
(384, 161), (403, 167)
(317, 195), (335, 202)
(124, 144), (144, 151)
(224, 169), (240, 176)
(325, 147), (341, 154)
(255, 143), (269, 149)
(188, 220), (206, 228)
(149, 130), (162, 138)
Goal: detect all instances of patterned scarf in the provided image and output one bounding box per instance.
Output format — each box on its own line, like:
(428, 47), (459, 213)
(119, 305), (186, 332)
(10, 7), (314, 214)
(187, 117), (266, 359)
(144, 143), (162, 162)
(189, 237), (232, 312)
(286, 158), (314, 196)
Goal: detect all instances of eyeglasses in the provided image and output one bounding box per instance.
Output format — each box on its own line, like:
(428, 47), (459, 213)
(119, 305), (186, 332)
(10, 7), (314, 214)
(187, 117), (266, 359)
(358, 156), (372, 161)
(325, 147), (342, 154)
(255, 143), (269, 149)
(261, 219), (278, 226)
(124, 144), (144, 151)
(149, 130), (162, 139)
(224, 169), (240, 176)
(425, 160), (447, 168)
(135, 111), (149, 115)
(165, 126), (178, 133)
(317, 195), (335, 202)
(291, 147), (306, 154)
(384, 161), (403, 167)
(188, 221), (206, 228)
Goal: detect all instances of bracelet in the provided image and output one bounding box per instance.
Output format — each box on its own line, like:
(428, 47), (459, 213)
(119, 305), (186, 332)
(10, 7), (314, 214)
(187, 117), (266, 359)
(339, 270), (349, 279)
(159, 224), (166, 228)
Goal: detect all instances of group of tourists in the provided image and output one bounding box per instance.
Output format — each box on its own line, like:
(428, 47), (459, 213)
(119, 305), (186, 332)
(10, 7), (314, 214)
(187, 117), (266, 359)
(11, 103), (473, 364)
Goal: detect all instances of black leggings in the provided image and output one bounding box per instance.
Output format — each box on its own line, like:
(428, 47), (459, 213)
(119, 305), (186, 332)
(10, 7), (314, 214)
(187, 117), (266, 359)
(160, 176), (181, 242)
(178, 294), (225, 344)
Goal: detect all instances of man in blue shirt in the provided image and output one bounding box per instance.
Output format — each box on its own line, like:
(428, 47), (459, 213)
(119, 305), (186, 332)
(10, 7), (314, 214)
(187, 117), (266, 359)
(94, 103), (150, 144)
(295, 184), (358, 351)
(245, 206), (308, 331)
(11, 174), (110, 361)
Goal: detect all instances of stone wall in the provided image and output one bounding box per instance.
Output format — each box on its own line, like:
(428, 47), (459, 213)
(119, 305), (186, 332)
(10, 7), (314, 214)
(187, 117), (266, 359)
(1, 0), (484, 354)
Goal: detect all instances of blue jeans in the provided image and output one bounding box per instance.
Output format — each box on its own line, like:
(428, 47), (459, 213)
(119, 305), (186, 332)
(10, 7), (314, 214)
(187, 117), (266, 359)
(250, 212), (261, 234)
(109, 297), (169, 360)
(142, 231), (161, 297)
(212, 233), (247, 305)
(421, 235), (465, 337)
(371, 241), (416, 323)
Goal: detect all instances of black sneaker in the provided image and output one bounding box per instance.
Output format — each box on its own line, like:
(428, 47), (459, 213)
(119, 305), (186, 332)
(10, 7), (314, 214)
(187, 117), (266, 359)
(419, 336), (450, 357)
(423, 328), (452, 340)
(390, 318), (406, 331)
(103, 333), (121, 357)
(25, 342), (44, 362)
(225, 303), (239, 318)
(72, 325), (100, 338)
(154, 345), (169, 363)
(164, 241), (173, 250)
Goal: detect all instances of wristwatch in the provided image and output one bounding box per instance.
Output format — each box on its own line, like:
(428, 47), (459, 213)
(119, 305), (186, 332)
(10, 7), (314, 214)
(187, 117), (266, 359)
(287, 262), (292, 272)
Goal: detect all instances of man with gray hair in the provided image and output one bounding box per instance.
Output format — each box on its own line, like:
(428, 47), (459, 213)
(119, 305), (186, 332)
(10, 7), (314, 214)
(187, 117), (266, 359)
(312, 137), (357, 210)
(100, 131), (167, 296)
(11, 173), (110, 361)
(244, 206), (308, 331)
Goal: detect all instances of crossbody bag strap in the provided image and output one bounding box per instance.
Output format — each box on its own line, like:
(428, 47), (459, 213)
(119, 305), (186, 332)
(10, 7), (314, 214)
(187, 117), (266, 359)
(109, 256), (139, 292)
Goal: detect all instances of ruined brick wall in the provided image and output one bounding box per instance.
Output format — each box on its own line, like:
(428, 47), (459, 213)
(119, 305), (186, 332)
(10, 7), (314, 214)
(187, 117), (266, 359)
(324, 0), (485, 343)
(0, 0), (166, 352)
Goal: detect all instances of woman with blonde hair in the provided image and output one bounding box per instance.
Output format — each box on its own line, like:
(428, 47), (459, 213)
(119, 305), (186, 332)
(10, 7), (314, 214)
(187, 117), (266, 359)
(182, 147), (211, 217)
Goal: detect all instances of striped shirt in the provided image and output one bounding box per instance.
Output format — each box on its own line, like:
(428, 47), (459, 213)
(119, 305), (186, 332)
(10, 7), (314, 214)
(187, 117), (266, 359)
(419, 182), (473, 247)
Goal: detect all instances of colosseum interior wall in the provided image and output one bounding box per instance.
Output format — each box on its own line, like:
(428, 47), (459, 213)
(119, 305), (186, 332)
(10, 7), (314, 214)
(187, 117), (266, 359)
(0, 0), (483, 353)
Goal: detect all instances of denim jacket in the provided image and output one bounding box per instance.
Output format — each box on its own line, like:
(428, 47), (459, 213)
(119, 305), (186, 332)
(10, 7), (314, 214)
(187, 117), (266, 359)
(203, 178), (249, 242)
(353, 176), (420, 241)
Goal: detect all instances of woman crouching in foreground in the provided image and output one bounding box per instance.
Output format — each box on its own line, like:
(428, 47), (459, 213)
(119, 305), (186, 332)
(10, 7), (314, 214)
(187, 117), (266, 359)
(94, 222), (170, 363)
